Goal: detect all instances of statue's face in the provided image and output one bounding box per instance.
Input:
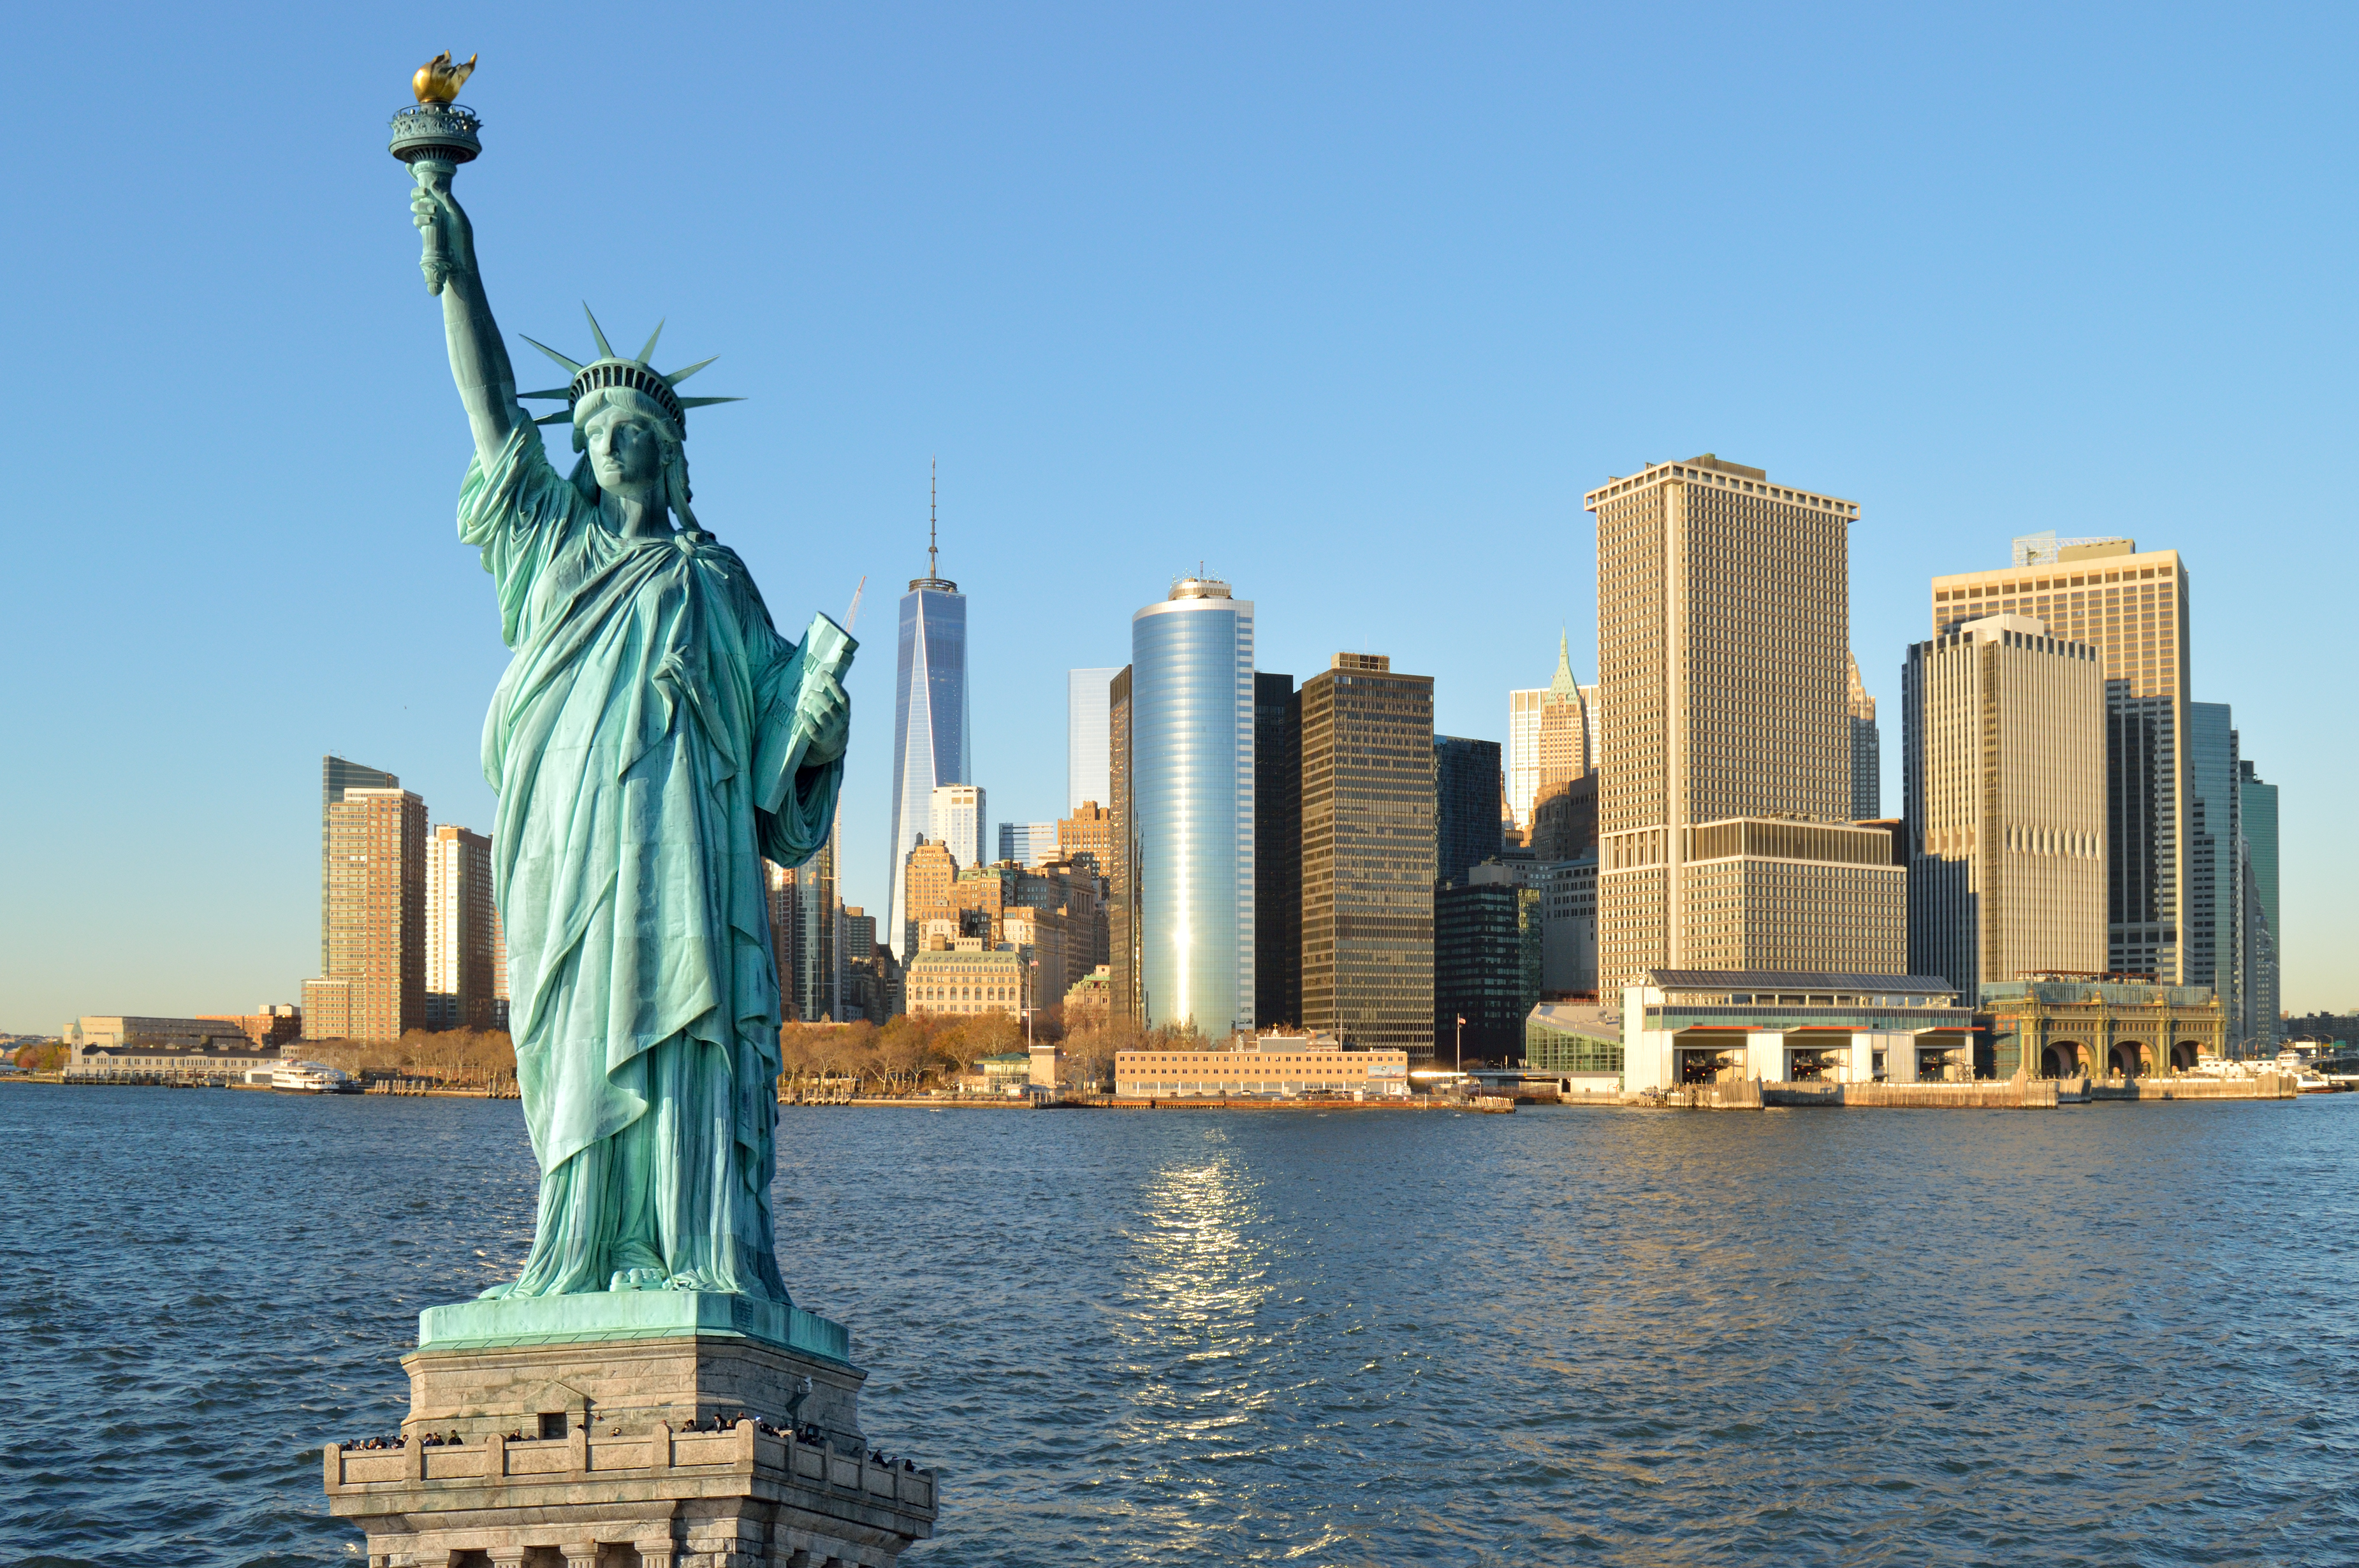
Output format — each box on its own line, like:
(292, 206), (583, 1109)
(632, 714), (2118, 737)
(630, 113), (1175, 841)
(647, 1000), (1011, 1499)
(583, 407), (666, 495)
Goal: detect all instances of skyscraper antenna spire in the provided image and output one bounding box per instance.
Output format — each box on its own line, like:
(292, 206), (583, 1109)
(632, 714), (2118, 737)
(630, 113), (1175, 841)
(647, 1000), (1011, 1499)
(928, 457), (939, 581)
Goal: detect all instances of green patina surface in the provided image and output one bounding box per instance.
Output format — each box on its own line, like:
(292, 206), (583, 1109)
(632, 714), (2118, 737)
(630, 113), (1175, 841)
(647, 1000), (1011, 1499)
(395, 112), (854, 1312)
(418, 1292), (853, 1364)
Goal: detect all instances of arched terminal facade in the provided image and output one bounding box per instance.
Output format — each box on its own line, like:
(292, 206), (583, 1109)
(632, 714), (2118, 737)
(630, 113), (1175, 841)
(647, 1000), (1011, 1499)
(1980, 976), (2225, 1079)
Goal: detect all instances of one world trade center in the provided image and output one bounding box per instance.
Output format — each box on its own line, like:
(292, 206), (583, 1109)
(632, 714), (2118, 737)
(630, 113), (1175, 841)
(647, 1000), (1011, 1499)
(886, 473), (969, 958)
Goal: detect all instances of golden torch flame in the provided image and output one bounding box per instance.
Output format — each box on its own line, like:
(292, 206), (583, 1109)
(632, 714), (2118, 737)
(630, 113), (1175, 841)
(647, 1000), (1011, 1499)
(413, 52), (478, 105)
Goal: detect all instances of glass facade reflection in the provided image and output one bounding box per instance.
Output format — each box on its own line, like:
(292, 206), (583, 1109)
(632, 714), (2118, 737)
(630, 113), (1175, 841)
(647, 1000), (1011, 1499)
(2184, 701), (2239, 1028)
(889, 579), (968, 957)
(1131, 581), (1255, 1036)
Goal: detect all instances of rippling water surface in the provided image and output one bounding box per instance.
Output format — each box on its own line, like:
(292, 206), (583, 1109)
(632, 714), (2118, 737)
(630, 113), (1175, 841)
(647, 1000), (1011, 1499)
(3, 1087), (2355, 1565)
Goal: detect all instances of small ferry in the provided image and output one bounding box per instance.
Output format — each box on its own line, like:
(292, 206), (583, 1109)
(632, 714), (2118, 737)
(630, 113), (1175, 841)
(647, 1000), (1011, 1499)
(2273, 1049), (2346, 1094)
(272, 1061), (361, 1094)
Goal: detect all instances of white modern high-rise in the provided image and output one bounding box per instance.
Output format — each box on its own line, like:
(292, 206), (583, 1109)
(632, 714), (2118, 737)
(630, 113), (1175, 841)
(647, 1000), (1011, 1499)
(1507, 688), (1542, 829)
(930, 784), (985, 871)
(886, 472), (969, 959)
(1067, 667), (1122, 813)
(1129, 577), (1255, 1036)
(423, 823), (495, 1031)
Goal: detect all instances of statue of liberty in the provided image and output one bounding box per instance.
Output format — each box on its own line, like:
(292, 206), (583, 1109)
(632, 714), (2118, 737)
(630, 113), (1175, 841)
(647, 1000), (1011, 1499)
(407, 168), (849, 1303)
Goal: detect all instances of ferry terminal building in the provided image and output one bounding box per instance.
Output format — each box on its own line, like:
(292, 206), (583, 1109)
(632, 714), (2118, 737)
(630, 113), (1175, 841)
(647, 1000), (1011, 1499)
(1618, 969), (2226, 1091)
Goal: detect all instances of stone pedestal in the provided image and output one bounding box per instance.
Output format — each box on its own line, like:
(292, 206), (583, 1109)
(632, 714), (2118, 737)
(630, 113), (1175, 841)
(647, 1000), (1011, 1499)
(326, 1297), (935, 1567)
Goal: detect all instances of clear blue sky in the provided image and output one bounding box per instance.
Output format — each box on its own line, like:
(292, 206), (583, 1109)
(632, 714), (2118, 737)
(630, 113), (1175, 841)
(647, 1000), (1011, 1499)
(5, 2), (2352, 1032)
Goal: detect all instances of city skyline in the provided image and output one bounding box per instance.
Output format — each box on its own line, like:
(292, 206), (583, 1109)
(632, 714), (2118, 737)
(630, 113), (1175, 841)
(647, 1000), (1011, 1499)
(8, 9), (2354, 1029)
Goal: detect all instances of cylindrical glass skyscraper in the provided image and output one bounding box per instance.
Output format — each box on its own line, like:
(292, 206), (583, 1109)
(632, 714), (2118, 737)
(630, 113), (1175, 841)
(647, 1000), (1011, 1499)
(1130, 579), (1255, 1037)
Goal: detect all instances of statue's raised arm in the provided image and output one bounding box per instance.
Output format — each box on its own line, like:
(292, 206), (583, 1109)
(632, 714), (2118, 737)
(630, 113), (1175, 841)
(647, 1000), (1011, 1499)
(412, 172), (524, 466)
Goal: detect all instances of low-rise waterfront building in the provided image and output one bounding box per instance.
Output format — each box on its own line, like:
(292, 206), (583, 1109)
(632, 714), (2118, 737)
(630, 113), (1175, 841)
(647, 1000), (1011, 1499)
(1027, 1043), (1066, 1091)
(1524, 1001), (1625, 1083)
(1619, 970), (1973, 1092)
(977, 1051), (1032, 1094)
(1978, 975), (2224, 1078)
(65, 1015), (259, 1053)
(1114, 1033), (1410, 1098)
(63, 1031), (281, 1081)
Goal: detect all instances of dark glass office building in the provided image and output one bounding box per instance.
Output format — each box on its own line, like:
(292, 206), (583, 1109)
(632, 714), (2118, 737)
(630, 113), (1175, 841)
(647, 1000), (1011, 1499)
(1255, 672), (1301, 1029)
(1434, 882), (1541, 1066)
(1433, 735), (1503, 889)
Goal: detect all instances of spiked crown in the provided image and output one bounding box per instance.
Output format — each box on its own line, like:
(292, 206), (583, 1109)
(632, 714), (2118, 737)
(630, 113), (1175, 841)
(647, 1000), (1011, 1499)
(518, 305), (740, 439)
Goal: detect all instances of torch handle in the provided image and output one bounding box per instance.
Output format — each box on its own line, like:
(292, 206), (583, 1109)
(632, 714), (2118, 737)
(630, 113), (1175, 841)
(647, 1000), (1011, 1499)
(410, 157), (458, 296)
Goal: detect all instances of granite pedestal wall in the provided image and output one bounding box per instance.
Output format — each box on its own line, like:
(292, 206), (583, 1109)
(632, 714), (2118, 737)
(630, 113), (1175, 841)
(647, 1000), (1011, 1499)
(326, 1295), (935, 1567)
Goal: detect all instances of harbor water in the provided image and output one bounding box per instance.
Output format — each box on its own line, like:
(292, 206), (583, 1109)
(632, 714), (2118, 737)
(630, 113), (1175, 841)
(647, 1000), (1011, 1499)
(3, 1087), (2355, 1565)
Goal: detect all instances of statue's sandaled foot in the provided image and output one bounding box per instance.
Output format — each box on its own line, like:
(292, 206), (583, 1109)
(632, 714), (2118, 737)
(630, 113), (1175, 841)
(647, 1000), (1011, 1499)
(608, 1266), (667, 1292)
(476, 1281), (516, 1300)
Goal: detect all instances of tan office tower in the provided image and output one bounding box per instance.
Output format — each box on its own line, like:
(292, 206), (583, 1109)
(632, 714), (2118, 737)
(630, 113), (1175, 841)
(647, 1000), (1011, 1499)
(1299, 653), (1436, 1058)
(1056, 800), (1114, 878)
(1846, 653), (1880, 820)
(423, 824), (497, 1030)
(1507, 636), (1590, 830)
(305, 785), (427, 1041)
(1586, 454), (1904, 989)
(1537, 633), (1589, 791)
(1903, 614), (2107, 998)
(1931, 539), (2190, 981)
(320, 755), (398, 973)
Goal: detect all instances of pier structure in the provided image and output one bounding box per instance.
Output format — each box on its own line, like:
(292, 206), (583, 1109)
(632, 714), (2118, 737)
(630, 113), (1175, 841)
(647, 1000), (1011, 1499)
(1619, 969), (1975, 1093)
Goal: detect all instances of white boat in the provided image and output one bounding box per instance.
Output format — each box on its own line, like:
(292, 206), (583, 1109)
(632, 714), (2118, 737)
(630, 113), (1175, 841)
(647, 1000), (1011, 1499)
(272, 1061), (360, 1094)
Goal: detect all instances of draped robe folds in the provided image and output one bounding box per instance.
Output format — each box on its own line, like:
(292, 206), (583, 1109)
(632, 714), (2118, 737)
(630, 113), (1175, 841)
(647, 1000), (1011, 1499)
(459, 425), (840, 1301)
